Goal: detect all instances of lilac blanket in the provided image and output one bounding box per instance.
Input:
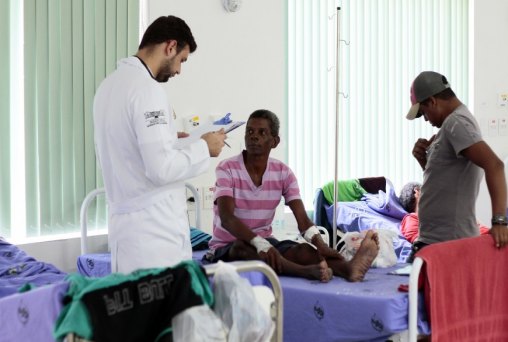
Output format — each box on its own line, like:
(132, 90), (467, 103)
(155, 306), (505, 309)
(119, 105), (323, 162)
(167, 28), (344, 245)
(282, 265), (430, 341)
(0, 240), (67, 298)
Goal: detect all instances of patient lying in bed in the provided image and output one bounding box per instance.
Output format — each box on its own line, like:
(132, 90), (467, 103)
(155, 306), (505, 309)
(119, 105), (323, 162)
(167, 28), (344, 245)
(399, 182), (490, 244)
(204, 109), (379, 282)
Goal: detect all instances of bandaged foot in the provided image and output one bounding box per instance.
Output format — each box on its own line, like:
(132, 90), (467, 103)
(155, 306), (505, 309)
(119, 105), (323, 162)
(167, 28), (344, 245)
(346, 230), (379, 282)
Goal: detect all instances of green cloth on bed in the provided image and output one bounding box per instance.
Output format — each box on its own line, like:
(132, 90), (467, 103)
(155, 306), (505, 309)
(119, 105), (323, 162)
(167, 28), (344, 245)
(321, 179), (366, 204)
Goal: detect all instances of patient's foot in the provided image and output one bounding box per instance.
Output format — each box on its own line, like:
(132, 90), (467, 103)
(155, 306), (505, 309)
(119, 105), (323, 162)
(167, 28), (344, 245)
(306, 260), (333, 283)
(346, 230), (379, 282)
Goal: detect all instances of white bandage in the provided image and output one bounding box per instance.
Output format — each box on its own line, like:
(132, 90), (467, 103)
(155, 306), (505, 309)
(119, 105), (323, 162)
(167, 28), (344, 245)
(250, 236), (272, 254)
(303, 225), (321, 243)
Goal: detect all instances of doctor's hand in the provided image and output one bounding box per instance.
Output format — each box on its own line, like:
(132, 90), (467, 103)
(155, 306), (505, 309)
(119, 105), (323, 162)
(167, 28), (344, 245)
(201, 129), (226, 157)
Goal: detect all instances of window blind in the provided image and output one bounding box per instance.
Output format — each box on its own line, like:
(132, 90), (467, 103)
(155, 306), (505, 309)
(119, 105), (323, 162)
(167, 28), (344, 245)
(1, 0), (140, 239)
(288, 0), (469, 207)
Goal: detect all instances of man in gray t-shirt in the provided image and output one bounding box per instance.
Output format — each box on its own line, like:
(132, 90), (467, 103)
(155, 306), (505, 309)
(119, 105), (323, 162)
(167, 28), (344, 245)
(405, 71), (508, 260)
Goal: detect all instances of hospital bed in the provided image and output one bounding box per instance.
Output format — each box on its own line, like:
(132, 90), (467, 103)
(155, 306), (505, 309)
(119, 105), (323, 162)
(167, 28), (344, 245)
(0, 256), (282, 342)
(313, 177), (414, 262)
(0, 187), (282, 341)
(79, 183), (431, 341)
(78, 183), (210, 277)
(0, 239), (67, 299)
(58, 260), (282, 342)
(0, 238), (69, 341)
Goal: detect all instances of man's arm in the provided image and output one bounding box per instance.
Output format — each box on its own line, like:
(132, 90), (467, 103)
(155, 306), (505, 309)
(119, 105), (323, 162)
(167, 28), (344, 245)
(217, 196), (257, 242)
(217, 195), (282, 271)
(288, 199), (342, 259)
(461, 141), (508, 248)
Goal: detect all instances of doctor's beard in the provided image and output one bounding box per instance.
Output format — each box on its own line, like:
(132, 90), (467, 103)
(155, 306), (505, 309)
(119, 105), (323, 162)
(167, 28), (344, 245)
(155, 59), (175, 83)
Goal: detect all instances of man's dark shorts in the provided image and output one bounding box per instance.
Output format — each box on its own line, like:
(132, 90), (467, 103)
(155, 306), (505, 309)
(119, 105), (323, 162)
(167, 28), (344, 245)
(203, 237), (299, 263)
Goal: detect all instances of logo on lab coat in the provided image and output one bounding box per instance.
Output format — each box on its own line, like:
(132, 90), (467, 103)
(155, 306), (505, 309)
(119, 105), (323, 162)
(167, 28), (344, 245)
(144, 110), (168, 127)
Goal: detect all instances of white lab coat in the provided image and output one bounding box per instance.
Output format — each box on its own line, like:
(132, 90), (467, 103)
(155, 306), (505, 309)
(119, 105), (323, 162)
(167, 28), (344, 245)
(93, 56), (210, 274)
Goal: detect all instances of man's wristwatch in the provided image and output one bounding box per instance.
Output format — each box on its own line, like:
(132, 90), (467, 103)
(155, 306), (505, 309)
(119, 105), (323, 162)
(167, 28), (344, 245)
(491, 215), (508, 226)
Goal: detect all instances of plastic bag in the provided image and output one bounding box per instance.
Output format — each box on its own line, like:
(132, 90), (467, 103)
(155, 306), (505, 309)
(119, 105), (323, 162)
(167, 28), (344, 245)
(338, 229), (398, 268)
(172, 304), (228, 342)
(213, 261), (274, 342)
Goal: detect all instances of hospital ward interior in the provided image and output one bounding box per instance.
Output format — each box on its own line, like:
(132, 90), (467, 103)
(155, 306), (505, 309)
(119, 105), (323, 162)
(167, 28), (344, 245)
(2, 0), (508, 341)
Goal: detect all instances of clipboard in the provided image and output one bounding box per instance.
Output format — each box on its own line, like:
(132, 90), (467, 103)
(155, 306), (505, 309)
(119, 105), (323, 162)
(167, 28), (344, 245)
(174, 121), (245, 149)
(222, 121), (245, 133)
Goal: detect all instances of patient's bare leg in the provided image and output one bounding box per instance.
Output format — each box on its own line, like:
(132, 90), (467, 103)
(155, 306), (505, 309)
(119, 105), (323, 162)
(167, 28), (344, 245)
(327, 230), (379, 282)
(282, 244), (333, 282)
(280, 258), (333, 283)
(229, 240), (332, 282)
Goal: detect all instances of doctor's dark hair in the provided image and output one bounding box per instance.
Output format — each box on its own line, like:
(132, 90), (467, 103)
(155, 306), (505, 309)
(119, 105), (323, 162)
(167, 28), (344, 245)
(249, 109), (280, 137)
(398, 182), (421, 213)
(139, 16), (197, 53)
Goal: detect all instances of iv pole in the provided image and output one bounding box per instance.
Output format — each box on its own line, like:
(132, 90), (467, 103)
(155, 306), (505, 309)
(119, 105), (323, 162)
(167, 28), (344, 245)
(332, 6), (341, 248)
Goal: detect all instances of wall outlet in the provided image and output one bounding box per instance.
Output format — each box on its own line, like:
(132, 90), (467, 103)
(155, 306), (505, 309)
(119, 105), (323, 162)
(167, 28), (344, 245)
(498, 93), (508, 107)
(499, 117), (508, 136)
(202, 185), (215, 209)
(488, 117), (498, 136)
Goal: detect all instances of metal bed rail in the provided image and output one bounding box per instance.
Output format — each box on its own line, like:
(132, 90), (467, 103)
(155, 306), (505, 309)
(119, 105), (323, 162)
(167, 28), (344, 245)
(79, 183), (202, 255)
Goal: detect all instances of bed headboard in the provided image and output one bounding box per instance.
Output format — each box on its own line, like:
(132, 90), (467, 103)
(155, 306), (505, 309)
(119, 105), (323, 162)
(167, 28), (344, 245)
(80, 183), (202, 255)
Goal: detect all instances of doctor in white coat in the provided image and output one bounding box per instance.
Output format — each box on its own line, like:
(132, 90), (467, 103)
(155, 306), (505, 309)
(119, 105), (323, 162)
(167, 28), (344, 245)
(93, 15), (226, 274)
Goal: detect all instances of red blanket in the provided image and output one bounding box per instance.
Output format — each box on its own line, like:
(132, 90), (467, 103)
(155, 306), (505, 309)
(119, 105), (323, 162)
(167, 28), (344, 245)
(417, 235), (508, 341)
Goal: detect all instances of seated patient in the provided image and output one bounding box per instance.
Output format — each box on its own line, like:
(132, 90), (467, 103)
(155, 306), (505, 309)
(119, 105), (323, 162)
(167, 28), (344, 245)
(205, 109), (379, 282)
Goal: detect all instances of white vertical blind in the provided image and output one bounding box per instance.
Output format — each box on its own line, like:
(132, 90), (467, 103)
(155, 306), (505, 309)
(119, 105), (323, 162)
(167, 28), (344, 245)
(1, 0), (140, 239)
(288, 0), (469, 207)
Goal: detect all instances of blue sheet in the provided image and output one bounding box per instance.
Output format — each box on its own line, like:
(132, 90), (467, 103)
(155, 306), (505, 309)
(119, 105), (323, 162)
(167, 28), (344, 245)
(326, 201), (402, 234)
(77, 250), (270, 287)
(77, 249), (210, 277)
(282, 264), (430, 342)
(0, 281), (69, 342)
(0, 240), (67, 298)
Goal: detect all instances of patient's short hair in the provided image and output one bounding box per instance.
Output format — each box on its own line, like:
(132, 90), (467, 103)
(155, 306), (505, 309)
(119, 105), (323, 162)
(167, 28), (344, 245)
(249, 109), (280, 137)
(399, 182), (421, 213)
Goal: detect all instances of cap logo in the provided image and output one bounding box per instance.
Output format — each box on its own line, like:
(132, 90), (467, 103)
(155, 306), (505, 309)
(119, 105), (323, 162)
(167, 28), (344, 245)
(410, 82), (417, 105)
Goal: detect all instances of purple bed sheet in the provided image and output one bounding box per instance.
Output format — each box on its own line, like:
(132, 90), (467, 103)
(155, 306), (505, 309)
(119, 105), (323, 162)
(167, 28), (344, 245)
(0, 240), (67, 299)
(77, 250), (270, 286)
(282, 264), (430, 342)
(0, 281), (68, 342)
(0, 240), (69, 342)
(78, 250), (430, 341)
(77, 250), (210, 278)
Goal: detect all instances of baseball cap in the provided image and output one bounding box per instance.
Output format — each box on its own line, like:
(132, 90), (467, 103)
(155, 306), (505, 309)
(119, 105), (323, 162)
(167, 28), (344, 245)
(406, 71), (451, 120)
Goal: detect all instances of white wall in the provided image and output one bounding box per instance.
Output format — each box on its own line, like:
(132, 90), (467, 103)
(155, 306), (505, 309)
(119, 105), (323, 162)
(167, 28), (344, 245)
(146, 0), (287, 232)
(473, 0), (508, 225)
(21, 0), (508, 272)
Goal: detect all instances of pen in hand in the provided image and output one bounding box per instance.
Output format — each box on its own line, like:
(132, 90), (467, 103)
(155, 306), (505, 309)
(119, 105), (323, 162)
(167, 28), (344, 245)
(224, 140), (231, 148)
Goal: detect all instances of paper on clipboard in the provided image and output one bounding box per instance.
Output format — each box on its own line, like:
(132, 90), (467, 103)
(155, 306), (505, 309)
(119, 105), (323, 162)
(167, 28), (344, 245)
(174, 121), (245, 149)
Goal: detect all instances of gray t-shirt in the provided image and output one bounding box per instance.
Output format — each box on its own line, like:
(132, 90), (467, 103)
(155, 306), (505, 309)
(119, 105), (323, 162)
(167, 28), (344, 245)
(418, 104), (483, 244)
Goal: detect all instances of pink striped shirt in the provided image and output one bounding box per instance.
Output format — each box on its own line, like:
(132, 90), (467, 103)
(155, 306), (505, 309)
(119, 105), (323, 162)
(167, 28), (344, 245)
(209, 152), (301, 250)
